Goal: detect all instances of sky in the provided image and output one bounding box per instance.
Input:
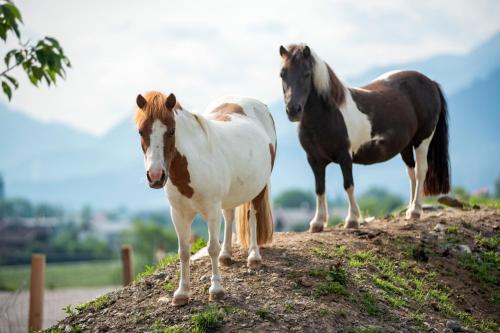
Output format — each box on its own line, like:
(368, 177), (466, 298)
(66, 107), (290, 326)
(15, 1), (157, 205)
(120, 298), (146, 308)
(3, 0), (500, 135)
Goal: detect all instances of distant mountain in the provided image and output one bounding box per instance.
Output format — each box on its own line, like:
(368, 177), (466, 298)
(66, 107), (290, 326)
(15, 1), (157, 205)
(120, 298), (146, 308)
(0, 104), (96, 171)
(1, 32), (499, 209)
(448, 68), (500, 189)
(348, 31), (500, 94)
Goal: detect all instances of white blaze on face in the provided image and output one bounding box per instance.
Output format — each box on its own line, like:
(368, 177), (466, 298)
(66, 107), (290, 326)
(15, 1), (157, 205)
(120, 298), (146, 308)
(145, 119), (167, 175)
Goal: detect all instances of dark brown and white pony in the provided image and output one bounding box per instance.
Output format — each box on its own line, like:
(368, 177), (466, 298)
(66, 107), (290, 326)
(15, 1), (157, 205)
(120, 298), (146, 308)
(279, 44), (450, 232)
(134, 92), (276, 305)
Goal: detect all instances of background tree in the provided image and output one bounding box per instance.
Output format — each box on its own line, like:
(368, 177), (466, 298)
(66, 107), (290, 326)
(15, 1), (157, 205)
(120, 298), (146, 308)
(0, 0), (70, 100)
(0, 172), (4, 200)
(274, 189), (315, 209)
(357, 187), (404, 217)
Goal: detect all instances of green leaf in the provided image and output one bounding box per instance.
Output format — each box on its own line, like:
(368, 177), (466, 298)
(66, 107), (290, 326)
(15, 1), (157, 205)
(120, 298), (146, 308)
(0, 24), (7, 41)
(4, 74), (18, 88)
(2, 81), (12, 100)
(3, 3), (22, 22)
(4, 49), (16, 66)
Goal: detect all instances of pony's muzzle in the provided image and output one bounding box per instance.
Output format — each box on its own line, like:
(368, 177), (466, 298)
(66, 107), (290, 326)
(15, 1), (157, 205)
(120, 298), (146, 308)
(286, 104), (302, 122)
(147, 169), (167, 189)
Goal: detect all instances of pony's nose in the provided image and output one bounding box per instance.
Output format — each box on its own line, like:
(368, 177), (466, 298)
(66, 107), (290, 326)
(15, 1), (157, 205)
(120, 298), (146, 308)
(147, 168), (165, 184)
(286, 104), (302, 120)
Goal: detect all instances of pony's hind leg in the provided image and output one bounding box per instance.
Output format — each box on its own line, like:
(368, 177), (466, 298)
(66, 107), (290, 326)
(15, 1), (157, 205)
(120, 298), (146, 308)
(409, 133), (434, 219)
(206, 206), (225, 300)
(171, 207), (195, 306)
(247, 206), (262, 268)
(307, 156), (328, 233)
(339, 156), (361, 228)
(400, 145), (416, 219)
(219, 208), (234, 266)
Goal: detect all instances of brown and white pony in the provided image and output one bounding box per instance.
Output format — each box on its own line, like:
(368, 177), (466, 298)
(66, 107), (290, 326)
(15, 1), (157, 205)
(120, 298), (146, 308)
(134, 92), (276, 305)
(279, 44), (450, 232)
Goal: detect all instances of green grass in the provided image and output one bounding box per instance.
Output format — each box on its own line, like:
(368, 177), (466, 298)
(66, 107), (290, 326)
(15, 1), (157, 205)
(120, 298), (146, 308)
(0, 260), (121, 291)
(356, 327), (383, 333)
(135, 254), (179, 281)
(468, 197), (500, 209)
(191, 305), (223, 333)
(313, 281), (349, 298)
(135, 240), (205, 282)
(151, 320), (183, 333)
(361, 292), (383, 316)
(255, 308), (271, 319)
(311, 245), (346, 259)
(476, 236), (500, 250)
(459, 251), (499, 285)
(163, 281), (175, 292)
(75, 294), (110, 312)
(190, 238), (207, 254)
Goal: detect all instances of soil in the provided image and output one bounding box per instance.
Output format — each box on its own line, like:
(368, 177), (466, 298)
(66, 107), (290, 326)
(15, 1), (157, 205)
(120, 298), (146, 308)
(48, 208), (500, 333)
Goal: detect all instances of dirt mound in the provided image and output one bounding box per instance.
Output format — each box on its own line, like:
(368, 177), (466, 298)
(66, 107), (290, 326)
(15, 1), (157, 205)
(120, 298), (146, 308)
(48, 209), (499, 333)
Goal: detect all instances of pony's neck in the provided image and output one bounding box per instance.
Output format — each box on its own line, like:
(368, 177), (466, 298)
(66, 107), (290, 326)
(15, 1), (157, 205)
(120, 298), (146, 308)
(174, 108), (211, 157)
(310, 50), (346, 108)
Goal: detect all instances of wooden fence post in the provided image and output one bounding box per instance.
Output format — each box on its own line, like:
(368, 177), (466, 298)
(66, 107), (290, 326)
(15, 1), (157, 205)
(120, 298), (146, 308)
(28, 254), (45, 332)
(121, 245), (133, 286)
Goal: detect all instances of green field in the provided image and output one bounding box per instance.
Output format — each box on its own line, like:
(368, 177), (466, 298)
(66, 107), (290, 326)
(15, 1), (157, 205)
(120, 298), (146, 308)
(0, 260), (123, 291)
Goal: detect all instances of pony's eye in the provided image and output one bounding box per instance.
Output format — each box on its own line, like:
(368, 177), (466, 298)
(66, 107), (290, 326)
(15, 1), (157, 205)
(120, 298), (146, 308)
(304, 72), (311, 78)
(169, 128), (175, 136)
(138, 129), (143, 137)
(280, 69), (287, 78)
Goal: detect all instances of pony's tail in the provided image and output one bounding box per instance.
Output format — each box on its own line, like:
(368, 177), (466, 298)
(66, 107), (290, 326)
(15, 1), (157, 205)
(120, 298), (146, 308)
(424, 83), (451, 195)
(236, 185), (274, 250)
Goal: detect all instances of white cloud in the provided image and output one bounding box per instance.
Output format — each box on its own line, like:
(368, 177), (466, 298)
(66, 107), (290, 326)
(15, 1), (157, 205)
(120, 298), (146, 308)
(2, 0), (500, 134)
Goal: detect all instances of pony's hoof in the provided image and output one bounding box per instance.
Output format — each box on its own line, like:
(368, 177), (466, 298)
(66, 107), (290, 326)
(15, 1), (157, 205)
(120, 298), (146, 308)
(171, 295), (189, 307)
(309, 224), (324, 233)
(219, 255), (232, 266)
(247, 258), (261, 269)
(344, 220), (359, 229)
(406, 210), (422, 220)
(209, 290), (225, 301)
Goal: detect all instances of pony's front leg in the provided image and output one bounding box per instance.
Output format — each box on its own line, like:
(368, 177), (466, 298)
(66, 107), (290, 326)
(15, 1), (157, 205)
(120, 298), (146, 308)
(307, 156), (328, 233)
(339, 156), (361, 229)
(171, 207), (195, 306)
(219, 209), (234, 266)
(206, 207), (225, 300)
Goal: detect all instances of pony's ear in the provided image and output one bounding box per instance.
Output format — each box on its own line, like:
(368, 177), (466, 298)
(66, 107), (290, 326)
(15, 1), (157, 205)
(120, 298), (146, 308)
(166, 93), (177, 110)
(136, 94), (147, 109)
(279, 45), (289, 58)
(303, 45), (311, 58)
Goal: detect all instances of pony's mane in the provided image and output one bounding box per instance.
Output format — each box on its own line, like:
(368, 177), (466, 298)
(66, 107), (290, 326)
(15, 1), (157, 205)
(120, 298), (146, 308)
(287, 44), (345, 107)
(134, 91), (182, 127)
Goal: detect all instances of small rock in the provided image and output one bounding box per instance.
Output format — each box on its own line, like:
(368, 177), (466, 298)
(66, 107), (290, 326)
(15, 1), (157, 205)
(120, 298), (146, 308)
(199, 274), (207, 281)
(472, 204), (480, 210)
(446, 320), (463, 332)
(157, 296), (170, 303)
(364, 216), (375, 223)
(434, 223), (447, 232)
(64, 325), (73, 333)
(456, 244), (472, 254)
(438, 196), (465, 209)
(298, 276), (313, 287)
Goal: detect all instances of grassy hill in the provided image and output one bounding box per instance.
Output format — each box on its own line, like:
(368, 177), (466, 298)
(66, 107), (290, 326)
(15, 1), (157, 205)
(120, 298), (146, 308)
(45, 208), (499, 333)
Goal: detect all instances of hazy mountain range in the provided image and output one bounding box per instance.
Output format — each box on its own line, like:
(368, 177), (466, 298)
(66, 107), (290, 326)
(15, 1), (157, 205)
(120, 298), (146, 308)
(1, 32), (499, 209)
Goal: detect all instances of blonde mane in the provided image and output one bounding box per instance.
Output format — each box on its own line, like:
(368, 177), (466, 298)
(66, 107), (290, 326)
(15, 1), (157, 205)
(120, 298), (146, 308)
(134, 91), (182, 127)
